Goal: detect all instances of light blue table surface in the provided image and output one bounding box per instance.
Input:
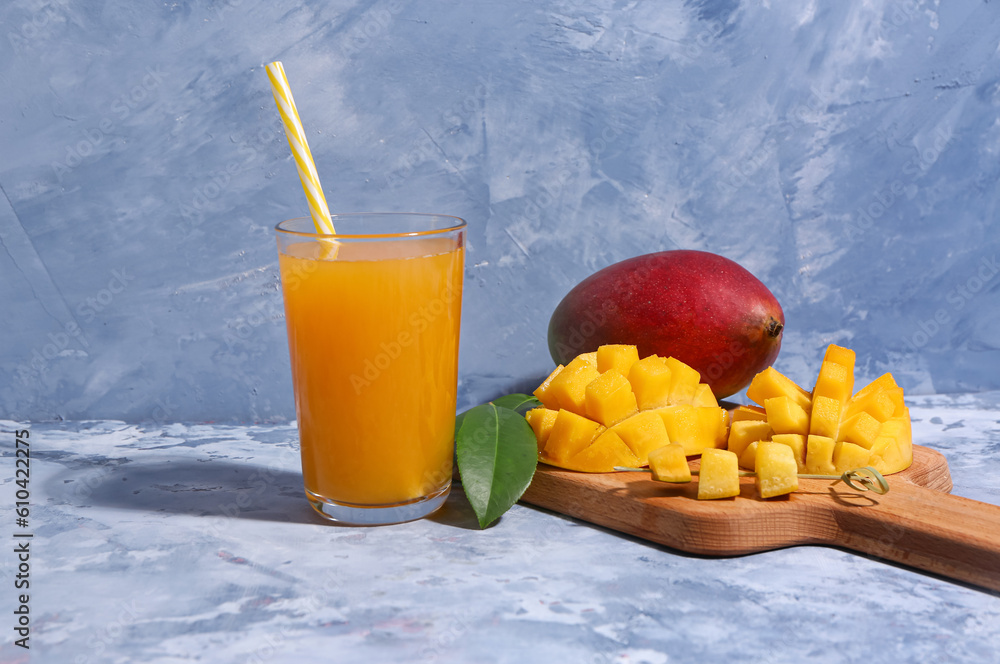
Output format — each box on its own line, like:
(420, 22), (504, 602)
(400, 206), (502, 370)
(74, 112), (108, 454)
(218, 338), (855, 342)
(2, 391), (999, 663)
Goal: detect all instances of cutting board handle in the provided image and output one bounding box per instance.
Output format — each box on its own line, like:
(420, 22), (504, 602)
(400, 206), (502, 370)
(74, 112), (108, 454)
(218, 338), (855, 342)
(831, 482), (1000, 592)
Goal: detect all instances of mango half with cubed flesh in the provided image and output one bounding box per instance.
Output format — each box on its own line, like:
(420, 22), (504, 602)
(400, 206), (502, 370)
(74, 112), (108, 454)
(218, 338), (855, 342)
(731, 344), (912, 476)
(526, 345), (729, 472)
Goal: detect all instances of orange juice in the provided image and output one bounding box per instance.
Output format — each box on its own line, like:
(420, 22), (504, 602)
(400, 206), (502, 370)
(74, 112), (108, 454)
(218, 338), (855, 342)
(276, 215), (464, 523)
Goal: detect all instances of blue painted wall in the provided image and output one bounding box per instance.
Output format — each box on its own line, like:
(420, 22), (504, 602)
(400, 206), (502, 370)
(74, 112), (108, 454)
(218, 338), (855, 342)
(1, 1), (998, 422)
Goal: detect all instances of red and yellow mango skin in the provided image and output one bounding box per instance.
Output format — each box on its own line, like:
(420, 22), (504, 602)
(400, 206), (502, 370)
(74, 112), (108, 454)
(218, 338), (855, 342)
(547, 250), (784, 399)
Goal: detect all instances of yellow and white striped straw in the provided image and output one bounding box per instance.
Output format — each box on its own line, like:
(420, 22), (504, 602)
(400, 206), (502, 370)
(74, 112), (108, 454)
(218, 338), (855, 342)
(265, 61), (336, 236)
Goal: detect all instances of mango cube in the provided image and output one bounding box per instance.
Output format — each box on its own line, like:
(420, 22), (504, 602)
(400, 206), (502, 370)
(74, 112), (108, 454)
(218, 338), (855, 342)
(654, 405), (694, 445)
(547, 357), (601, 416)
(869, 436), (904, 475)
(869, 413), (912, 475)
(596, 344), (640, 375)
(809, 395), (842, 439)
(697, 449), (741, 500)
(730, 405), (767, 423)
(833, 441), (871, 473)
(813, 360), (854, 405)
(627, 356), (673, 410)
(845, 386), (903, 422)
(692, 383), (719, 408)
(755, 441), (799, 499)
(525, 407), (559, 453)
(543, 409), (603, 463)
(869, 410), (912, 475)
(727, 419), (773, 458)
(648, 444), (692, 483)
(823, 344), (856, 369)
(746, 367), (812, 412)
(562, 429), (639, 472)
(878, 413), (910, 440)
(532, 364), (564, 410)
(739, 440), (759, 471)
(851, 372), (899, 403)
(805, 435), (837, 475)
(838, 411), (881, 450)
(654, 405), (726, 456)
(697, 407), (730, 451)
(764, 396), (810, 435)
(585, 370), (638, 427)
(769, 433), (807, 472)
(609, 411), (671, 464)
(665, 357), (701, 405)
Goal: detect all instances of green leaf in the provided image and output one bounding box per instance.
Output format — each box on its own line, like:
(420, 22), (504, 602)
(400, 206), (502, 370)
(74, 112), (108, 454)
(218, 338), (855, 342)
(455, 403), (538, 529)
(490, 393), (543, 416)
(454, 393), (541, 437)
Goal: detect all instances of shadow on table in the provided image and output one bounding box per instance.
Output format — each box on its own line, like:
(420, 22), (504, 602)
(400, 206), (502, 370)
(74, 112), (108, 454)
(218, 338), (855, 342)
(427, 484), (481, 530)
(46, 458), (326, 526)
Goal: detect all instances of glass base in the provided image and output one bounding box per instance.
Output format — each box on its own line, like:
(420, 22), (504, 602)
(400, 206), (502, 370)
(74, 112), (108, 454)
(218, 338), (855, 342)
(306, 483), (450, 526)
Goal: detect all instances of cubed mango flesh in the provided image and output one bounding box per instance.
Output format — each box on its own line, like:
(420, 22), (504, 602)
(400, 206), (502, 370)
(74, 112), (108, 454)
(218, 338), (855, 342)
(869, 409), (912, 475)
(851, 372), (899, 403)
(764, 396), (810, 435)
(627, 356), (673, 410)
(546, 357), (601, 416)
(525, 407), (559, 453)
(755, 441), (799, 499)
(809, 395), (842, 439)
(560, 429), (640, 472)
(730, 405), (768, 423)
(532, 364), (564, 410)
(585, 369), (638, 426)
(742, 340), (917, 484)
(655, 405), (698, 453)
(727, 419), (773, 458)
(746, 367), (812, 412)
(665, 357), (701, 405)
(699, 407), (730, 450)
(609, 411), (671, 464)
(805, 435), (837, 475)
(837, 411), (881, 450)
(813, 360), (854, 405)
(529, 345), (730, 475)
(648, 444), (692, 483)
(769, 433), (807, 472)
(543, 409), (604, 463)
(738, 440), (759, 471)
(654, 405), (727, 456)
(833, 441), (871, 473)
(697, 449), (741, 500)
(596, 344), (640, 375)
(844, 386), (903, 422)
(692, 383), (719, 408)
(823, 344), (856, 369)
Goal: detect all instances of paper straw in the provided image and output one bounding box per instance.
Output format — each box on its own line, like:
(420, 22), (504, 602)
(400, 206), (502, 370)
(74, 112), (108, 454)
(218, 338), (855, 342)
(265, 61), (336, 236)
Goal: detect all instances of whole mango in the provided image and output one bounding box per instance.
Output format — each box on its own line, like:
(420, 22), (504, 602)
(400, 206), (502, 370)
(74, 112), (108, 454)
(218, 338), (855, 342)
(547, 250), (784, 399)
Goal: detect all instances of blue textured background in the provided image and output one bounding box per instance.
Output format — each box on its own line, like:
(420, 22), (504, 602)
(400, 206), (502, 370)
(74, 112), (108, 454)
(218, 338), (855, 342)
(1, 1), (998, 423)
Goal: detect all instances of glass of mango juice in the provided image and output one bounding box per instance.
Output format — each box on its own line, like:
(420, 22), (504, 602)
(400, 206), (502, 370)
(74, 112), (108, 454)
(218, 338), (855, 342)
(275, 213), (465, 525)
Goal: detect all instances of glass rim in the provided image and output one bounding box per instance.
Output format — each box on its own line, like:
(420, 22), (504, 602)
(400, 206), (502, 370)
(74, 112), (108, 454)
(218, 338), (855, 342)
(275, 213), (467, 240)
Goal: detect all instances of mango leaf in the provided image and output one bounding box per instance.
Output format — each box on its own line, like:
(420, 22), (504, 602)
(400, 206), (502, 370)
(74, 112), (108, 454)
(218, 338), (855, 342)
(455, 403), (538, 529)
(454, 393), (541, 436)
(490, 393), (543, 416)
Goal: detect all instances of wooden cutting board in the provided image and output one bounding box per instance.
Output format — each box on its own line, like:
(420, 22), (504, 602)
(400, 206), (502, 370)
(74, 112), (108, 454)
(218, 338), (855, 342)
(520, 445), (1000, 592)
